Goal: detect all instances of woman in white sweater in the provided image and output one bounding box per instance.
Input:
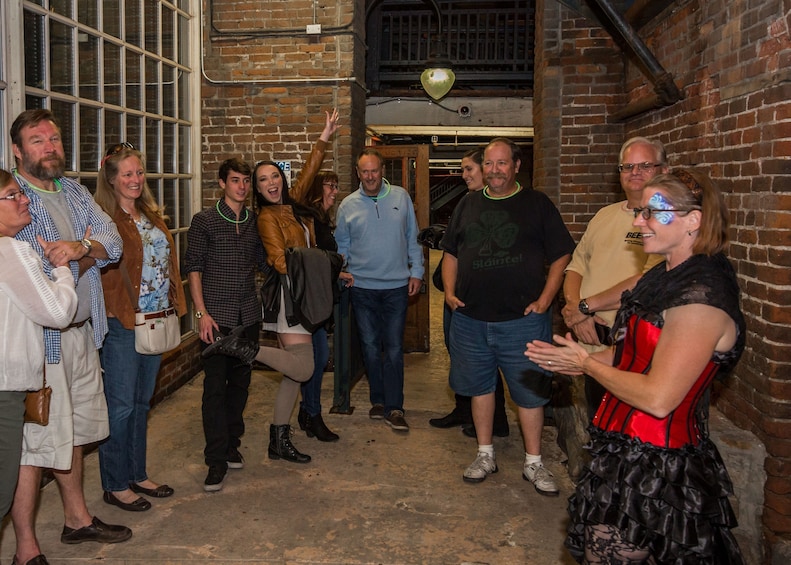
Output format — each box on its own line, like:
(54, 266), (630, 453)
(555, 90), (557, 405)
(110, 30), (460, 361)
(0, 168), (77, 519)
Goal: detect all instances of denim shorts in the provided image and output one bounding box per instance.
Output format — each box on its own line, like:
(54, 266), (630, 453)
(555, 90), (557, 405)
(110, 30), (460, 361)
(448, 310), (553, 408)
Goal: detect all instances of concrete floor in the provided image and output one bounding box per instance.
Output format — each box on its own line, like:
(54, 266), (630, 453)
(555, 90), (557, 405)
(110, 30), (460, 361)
(1, 261), (576, 565)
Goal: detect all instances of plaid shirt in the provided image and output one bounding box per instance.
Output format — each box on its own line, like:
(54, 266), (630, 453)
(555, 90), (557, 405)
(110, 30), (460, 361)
(14, 173), (123, 363)
(185, 200), (267, 328)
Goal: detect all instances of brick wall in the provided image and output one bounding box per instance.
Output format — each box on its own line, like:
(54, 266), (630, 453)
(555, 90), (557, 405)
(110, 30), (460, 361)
(192, 0), (363, 389)
(199, 0), (364, 204)
(535, 0), (791, 560)
(151, 0), (364, 429)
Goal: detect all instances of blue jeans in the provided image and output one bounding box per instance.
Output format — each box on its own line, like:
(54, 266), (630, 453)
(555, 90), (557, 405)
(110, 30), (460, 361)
(300, 326), (329, 416)
(449, 310), (553, 409)
(350, 286), (409, 415)
(99, 317), (162, 492)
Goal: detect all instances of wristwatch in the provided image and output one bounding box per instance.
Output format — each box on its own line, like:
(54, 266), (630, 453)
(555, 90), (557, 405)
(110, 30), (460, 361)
(79, 238), (92, 256)
(195, 310), (205, 319)
(578, 298), (594, 316)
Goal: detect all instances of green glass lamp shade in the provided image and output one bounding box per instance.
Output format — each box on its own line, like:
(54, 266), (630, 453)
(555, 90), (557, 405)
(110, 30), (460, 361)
(420, 66), (455, 100)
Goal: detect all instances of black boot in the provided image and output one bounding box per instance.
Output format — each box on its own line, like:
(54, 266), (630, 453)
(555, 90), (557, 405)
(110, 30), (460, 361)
(298, 408), (309, 431)
(202, 326), (258, 364)
(305, 413), (340, 442)
(268, 424), (311, 463)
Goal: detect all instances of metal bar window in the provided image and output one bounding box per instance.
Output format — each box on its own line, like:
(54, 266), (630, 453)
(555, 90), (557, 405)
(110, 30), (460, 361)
(4, 0), (198, 331)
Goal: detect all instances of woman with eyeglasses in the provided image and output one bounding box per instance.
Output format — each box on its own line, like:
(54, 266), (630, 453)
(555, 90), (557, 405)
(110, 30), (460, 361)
(94, 144), (187, 511)
(293, 170), (354, 442)
(0, 169), (78, 525)
(526, 168), (746, 563)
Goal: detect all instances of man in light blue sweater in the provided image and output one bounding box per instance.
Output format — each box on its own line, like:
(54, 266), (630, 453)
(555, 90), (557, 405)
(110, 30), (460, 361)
(335, 148), (424, 432)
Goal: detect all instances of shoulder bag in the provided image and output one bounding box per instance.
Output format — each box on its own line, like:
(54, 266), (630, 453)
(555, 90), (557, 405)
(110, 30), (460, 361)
(24, 365), (51, 426)
(121, 264), (180, 355)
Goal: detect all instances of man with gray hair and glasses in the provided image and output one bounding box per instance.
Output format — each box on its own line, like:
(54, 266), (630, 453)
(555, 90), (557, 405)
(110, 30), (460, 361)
(560, 137), (667, 476)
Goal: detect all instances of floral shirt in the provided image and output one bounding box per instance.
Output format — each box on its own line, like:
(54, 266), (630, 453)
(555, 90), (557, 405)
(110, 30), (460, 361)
(136, 214), (170, 312)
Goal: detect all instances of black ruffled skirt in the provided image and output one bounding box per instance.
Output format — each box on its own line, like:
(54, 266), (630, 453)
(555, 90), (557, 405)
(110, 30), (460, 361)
(566, 428), (745, 564)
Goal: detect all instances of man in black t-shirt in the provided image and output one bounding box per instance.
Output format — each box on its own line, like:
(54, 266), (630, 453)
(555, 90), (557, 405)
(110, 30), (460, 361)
(441, 138), (574, 495)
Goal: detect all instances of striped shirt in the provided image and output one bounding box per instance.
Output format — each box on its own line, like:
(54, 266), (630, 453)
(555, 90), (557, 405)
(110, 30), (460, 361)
(14, 172), (123, 363)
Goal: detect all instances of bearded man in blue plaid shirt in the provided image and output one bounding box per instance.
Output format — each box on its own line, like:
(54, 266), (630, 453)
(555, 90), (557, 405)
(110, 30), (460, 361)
(10, 109), (130, 564)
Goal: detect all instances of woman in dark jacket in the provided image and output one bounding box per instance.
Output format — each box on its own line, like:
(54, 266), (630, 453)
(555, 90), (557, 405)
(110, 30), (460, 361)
(295, 171), (353, 441)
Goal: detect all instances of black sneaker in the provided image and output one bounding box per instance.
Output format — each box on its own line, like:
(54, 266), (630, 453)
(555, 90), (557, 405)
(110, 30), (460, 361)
(203, 465), (227, 492)
(227, 447), (244, 469)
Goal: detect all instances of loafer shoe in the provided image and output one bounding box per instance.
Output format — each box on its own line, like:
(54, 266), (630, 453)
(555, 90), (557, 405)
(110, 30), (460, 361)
(61, 516), (132, 544)
(428, 410), (466, 428)
(103, 491), (151, 512)
(129, 483), (174, 498)
(12, 555), (50, 565)
(369, 404), (385, 420)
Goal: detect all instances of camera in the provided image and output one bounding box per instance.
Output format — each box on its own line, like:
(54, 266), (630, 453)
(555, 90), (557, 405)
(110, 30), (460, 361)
(458, 105), (471, 118)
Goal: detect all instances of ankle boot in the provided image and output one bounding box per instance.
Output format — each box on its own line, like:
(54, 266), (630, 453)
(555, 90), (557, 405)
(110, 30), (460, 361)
(201, 326), (258, 364)
(268, 424), (311, 463)
(297, 408), (309, 431)
(305, 413), (339, 442)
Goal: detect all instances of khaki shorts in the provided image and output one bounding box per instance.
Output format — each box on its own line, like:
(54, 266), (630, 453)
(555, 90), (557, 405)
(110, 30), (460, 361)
(20, 322), (109, 470)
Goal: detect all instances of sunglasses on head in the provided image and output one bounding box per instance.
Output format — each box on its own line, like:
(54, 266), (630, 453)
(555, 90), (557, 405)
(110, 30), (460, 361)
(105, 141), (136, 157)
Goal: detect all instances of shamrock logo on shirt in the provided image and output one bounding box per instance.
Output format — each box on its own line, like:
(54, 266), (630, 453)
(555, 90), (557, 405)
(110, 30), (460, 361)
(466, 211), (518, 257)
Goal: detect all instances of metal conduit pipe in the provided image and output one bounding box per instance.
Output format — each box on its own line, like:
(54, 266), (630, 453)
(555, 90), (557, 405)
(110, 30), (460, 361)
(200, 0), (361, 88)
(588, 0), (683, 120)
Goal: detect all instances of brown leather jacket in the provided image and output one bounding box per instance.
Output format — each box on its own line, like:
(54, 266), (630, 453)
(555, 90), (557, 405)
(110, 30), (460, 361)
(257, 138), (328, 274)
(101, 207), (187, 330)
(258, 206), (316, 274)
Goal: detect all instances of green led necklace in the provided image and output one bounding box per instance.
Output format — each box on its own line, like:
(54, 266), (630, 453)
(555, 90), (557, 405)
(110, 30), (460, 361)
(216, 200), (249, 224)
(366, 178), (391, 201)
(12, 169), (62, 193)
(483, 181), (522, 200)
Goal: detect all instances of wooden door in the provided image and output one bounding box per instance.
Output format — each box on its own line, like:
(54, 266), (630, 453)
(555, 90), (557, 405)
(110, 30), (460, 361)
(375, 145), (430, 352)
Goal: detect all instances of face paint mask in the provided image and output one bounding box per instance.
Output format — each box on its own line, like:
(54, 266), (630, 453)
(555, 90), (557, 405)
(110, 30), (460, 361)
(647, 192), (676, 225)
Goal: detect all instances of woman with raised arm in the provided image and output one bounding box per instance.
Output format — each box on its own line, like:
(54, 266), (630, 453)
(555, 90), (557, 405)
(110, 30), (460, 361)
(252, 109), (340, 462)
(526, 169), (746, 563)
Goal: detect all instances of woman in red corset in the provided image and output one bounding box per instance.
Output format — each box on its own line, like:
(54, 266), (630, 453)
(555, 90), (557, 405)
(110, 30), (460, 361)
(526, 168), (746, 564)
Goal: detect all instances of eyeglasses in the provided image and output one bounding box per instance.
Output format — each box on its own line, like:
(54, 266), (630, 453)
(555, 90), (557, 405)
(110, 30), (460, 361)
(105, 141), (136, 157)
(633, 207), (695, 220)
(0, 187), (26, 202)
(323, 182), (339, 190)
(618, 162), (662, 173)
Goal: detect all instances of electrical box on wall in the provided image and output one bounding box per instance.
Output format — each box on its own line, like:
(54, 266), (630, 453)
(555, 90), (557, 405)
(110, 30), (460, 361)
(306, 24), (321, 34)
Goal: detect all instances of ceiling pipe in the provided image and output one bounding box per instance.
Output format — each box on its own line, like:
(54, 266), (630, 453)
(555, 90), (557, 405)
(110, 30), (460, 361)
(586, 0), (684, 120)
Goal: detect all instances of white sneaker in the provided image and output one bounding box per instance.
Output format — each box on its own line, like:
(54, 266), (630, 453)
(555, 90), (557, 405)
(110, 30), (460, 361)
(522, 462), (559, 496)
(463, 452), (498, 483)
